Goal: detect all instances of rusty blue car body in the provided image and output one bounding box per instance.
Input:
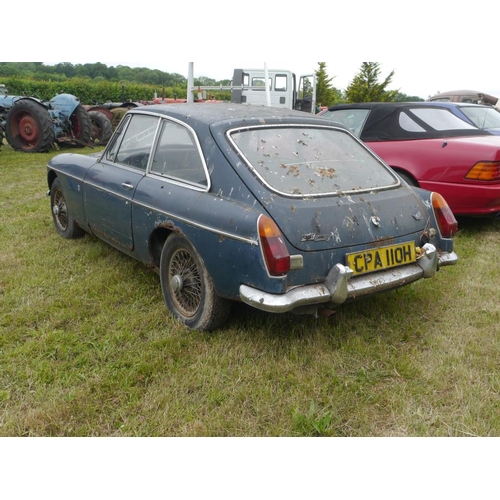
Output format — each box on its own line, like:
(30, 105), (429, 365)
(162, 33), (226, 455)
(47, 103), (458, 330)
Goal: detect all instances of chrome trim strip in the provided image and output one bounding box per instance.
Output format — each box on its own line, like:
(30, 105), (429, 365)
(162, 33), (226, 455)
(48, 167), (257, 246)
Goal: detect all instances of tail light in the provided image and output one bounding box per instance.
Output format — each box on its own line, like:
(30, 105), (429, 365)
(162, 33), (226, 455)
(465, 161), (500, 181)
(432, 192), (458, 238)
(258, 215), (290, 276)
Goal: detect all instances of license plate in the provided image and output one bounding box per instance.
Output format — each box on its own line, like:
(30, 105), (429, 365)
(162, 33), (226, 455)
(346, 242), (416, 276)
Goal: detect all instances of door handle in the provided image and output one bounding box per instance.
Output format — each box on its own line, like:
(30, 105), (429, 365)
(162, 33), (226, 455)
(121, 182), (134, 190)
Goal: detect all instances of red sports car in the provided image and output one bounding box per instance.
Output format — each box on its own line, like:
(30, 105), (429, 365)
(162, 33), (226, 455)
(320, 102), (500, 217)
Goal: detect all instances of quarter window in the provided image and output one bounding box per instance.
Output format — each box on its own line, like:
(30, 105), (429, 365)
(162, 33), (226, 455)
(151, 120), (207, 186)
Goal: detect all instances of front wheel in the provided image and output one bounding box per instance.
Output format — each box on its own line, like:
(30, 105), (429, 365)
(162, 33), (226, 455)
(160, 234), (231, 331)
(50, 178), (86, 239)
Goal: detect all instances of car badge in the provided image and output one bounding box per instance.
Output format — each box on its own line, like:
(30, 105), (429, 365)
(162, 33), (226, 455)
(371, 215), (381, 227)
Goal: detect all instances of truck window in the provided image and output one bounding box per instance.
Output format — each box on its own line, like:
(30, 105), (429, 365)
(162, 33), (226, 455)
(275, 75), (288, 92)
(252, 77), (270, 90)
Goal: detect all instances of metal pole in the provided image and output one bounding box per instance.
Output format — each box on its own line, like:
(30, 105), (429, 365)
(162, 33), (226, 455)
(187, 63), (194, 103)
(264, 63), (271, 107)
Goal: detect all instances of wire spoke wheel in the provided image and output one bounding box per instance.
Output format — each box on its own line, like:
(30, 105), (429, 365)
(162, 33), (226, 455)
(49, 178), (85, 239)
(160, 234), (231, 331)
(52, 188), (69, 232)
(169, 248), (202, 317)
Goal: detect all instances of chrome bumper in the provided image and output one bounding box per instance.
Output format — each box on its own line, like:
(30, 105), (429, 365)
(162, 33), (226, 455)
(239, 243), (458, 314)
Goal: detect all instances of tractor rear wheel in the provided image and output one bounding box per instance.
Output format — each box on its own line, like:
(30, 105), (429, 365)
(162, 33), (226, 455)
(88, 111), (113, 145)
(68, 105), (92, 146)
(5, 99), (55, 152)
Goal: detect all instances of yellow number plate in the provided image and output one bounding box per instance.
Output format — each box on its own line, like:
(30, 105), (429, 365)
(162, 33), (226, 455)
(346, 242), (416, 276)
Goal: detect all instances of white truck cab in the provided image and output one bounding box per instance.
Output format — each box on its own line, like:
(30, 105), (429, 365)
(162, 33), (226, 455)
(230, 68), (316, 112)
(187, 64), (316, 113)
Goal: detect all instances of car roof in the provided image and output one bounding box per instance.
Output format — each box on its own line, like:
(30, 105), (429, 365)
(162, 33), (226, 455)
(128, 103), (330, 129)
(428, 90), (498, 106)
(327, 102), (490, 141)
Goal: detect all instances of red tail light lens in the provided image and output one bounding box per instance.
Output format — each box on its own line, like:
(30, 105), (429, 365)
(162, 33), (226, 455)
(432, 192), (458, 238)
(258, 215), (290, 276)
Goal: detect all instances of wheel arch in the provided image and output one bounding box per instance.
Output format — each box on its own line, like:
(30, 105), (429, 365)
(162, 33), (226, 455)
(47, 169), (58, 190)
(149, 227), (174, 269)
(390, 166), (419, 187)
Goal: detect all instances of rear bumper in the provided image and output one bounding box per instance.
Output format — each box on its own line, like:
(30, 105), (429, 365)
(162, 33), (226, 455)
(239, 243), (458, 313)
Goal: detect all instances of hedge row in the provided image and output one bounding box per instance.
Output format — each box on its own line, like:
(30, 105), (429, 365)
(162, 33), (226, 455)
(2, 76), (230, 104)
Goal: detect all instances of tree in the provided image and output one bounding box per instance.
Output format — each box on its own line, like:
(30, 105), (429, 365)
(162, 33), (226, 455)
(344, 62), (398, 103)
(315, 62), (343, 106)
(394, 91), (425, 102)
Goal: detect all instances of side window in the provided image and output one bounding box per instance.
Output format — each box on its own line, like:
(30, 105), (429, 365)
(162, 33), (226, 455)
(399, 112), (425, 132)
(328, 109), (369, 137)
(252, 77), (271, 91)
(151, 120), (208, 186)
(108, 114), (159, 170)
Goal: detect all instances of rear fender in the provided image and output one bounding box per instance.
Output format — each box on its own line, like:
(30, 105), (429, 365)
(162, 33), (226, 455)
(49, 93), (80, 118)
(412, 187), (455, 253)
(84, 105), (113, 121)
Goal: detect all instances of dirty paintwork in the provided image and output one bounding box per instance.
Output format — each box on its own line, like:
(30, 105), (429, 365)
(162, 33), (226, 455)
(47, 103), (458, 328)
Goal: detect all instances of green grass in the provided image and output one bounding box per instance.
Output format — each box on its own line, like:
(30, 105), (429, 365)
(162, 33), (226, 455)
(1, 141), (499, 436)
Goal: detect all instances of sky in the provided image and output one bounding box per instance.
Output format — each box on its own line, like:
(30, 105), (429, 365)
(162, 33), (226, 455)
(10, 0), (500, 99)
(9, 0), (500, 102)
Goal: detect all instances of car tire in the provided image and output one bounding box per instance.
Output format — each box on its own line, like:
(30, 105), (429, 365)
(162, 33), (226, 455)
(160, 234), (231, 331)
(50, 178), (86, 239)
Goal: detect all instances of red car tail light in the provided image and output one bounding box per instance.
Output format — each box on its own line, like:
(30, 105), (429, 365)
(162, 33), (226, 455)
(258, 215), (290, 276)
(465, 161), (500, 181)
(432, 192), (458, 238)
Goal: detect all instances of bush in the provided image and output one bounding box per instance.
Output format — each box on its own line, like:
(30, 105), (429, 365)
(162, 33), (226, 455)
(2, 76), (231, 104)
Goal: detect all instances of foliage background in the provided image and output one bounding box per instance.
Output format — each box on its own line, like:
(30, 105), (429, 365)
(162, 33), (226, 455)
(0, 61), (424, 105)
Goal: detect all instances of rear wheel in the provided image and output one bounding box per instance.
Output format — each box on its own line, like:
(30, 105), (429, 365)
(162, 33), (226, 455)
(88, 111), (113, 145)
(68, 104), (92, 146)
(5, 99), (55, 152)
(160, 234), (231, 331)
(50, 178), (85, 239)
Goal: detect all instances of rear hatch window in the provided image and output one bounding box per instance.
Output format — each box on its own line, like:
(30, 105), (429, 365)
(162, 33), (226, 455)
(229, 125), (397, 196)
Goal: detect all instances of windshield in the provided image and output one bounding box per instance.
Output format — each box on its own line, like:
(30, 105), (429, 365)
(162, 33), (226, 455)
(229, 125), (397, 196)
(459, 106), (500, 130)
(319, 109), (369, 137)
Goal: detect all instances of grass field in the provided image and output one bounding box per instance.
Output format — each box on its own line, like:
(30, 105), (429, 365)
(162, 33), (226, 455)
(1, 142), (499, 437)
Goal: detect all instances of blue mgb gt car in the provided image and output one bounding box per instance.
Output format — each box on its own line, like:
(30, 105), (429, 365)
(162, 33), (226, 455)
(47, 103), (458, 331)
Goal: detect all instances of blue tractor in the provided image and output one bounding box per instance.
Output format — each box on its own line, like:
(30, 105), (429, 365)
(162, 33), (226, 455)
(0, 89), (92, 152)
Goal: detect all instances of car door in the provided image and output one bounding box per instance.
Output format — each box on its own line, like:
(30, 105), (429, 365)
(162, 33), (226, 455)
(83, 113), (160, 251)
